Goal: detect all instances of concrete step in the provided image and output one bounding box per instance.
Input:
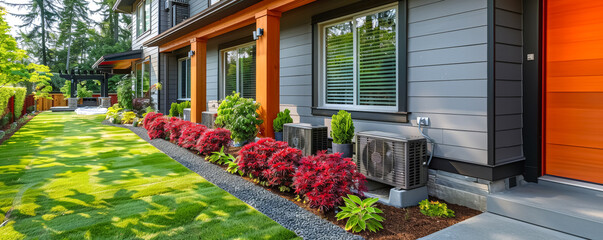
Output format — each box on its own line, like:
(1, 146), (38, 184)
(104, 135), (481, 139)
(419, 213), (584, 240)
(487, 182), (603, 239)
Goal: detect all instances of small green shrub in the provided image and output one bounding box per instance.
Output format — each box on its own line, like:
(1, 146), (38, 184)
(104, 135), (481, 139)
(26, 105), (35, 113)
(273, 109), (293, 133)
(76, 81), (93, 98)
(60, 80), (71, 98)
(0, 130), (5, 139)
(331, 110), (355, 144)
(117, 76), (134, 109)
(121, 111), (137, 124)
(13, 88), (26, 118)
(419, 199), (455, 218)
(336, 195), (384, 233)
(0, 87), (15, 116)
(177, 101), (190, 117)
(207, 146), (236, 165)
(215, 92), (263, 143)
(169, 102), (179, 117)
(106, 104), (123, 123)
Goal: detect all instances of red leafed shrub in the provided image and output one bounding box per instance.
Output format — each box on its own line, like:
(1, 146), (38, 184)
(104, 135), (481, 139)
(143, 112), (163, 130)
(195, 128), (231, 156)
(237, 138), (289, 179)
(292, 151), (367, 211)
(264, 147), (303, 189)
(165, 117), (192, 143)
(147, 117), (169, 139)
(178, 124), (208, 149)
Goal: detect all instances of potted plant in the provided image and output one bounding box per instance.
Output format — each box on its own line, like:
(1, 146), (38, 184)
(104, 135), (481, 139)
(331, 110), (355, 158)
(273, 109), (293, 141)
(215, 92), (263, 146)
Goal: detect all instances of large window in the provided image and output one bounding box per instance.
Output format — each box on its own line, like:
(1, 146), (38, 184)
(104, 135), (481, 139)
(178, 57), (191, 99)
(137, 0), (151, 36)
(319, 4), (398, 111)
(222, 43), (256, 99)
(135, 59), (151, 98)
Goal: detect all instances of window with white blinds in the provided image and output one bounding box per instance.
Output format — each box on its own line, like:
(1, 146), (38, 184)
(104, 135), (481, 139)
(222, 43), (256, 99)
(320, 5), (397, 111)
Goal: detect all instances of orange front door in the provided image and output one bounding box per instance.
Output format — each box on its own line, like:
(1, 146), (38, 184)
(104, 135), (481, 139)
(545, 0), (603, 184)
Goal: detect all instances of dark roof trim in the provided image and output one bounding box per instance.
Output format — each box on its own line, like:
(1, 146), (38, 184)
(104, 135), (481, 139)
(144, 0), (262, 48)
(113, 0), (137, 13)
(92, 49), (143, 69)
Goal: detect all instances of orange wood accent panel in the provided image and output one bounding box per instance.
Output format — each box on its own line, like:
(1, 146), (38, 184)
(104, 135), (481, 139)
(158, 0), (315, 52)
(545, 0), (603, 184)
(255, 10), (281, 138)
(190, 38), (207, 123)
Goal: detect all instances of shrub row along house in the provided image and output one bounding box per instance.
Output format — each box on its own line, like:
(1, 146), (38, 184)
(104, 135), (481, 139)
(94, 0), (603, 238)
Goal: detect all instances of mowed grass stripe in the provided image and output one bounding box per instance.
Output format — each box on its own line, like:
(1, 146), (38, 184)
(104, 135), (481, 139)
(0, 112), (298, 240)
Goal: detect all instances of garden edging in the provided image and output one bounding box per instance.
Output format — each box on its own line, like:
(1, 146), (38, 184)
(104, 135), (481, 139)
(103, 121), (362, 240)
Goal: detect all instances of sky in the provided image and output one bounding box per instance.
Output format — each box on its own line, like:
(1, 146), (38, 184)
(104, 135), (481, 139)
(1, 0), (104, 38)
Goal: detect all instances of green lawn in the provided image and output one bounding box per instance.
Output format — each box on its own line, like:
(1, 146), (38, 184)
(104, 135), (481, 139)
(0, 112), (298, 240)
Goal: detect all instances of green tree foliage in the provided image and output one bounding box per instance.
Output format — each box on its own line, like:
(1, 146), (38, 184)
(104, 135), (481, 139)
(8, 0), (59, 66)
(0, 8), (52, 100)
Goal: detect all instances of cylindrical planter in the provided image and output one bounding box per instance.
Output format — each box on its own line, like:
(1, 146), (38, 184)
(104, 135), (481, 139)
(274, 132), (283, 141)
(332, 143), (353, 158)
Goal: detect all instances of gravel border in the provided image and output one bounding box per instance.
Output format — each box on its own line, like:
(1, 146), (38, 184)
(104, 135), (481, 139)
(103, 121), (362, 240)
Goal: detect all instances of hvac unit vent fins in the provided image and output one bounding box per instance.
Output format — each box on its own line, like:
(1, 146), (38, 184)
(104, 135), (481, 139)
(355, 131), (427, 190)
(283, 123), (328, 156)
(201, 111), (217, 129)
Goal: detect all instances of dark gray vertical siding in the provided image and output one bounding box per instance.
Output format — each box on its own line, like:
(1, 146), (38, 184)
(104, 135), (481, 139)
(494, 0), (523, 164)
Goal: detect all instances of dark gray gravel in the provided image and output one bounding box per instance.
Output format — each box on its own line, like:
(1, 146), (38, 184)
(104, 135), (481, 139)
(104, 121), (362, 240)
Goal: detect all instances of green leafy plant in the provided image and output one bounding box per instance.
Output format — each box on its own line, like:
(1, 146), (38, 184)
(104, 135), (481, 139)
(207, 146), (236, 165)
(169, 102), (179, 117)
(331, 110), (355, 144)
(336, 195), (384, 233)
(106, 104), (123, 123)
(227, 161), (243, 176)
(0, 87), (15, 116)
(117, 75), (134, 109)
(13, 87), (26, 118)
(121, 111), (137, 124)
(419, 199), (455, 218)
(215, 92), (263, 143)
(177, 101), (190, 117)
(273, 109), (293, 133)
(76, 81), (93, 98)
(60, 80), (71, 98)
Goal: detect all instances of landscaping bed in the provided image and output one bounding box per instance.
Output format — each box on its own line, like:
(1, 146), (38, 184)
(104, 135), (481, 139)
(0, 112), (37, 145)
(214, 146), (480, 239)
(118, 121), (480, 240)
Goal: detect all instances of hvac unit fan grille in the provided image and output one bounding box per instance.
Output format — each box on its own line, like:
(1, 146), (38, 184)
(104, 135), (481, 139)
(356, 132), (427, 190)
(283, 123), (328, 156)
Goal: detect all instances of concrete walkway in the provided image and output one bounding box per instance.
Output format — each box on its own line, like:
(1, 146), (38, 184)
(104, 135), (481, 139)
(419, 213), (584, 240)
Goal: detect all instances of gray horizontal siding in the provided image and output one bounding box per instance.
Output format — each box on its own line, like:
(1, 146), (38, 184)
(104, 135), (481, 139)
(190, 0), (209, 16)
(493, 0), (523, 164)
(132, 0), (159, 50)
(198, 0), (491, 165)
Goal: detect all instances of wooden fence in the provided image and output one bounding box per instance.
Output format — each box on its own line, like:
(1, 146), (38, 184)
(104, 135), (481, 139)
(36, 93), (118, 111)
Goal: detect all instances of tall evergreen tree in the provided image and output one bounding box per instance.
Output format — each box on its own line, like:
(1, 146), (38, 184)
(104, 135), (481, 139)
(57, 0), (89, 71)
(6, 0), (60, 66)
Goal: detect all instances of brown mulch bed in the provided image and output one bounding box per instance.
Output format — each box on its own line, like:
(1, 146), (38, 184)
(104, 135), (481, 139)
(215, 146), (480, 239)
(135, 127), (482, 239)
(0, 112), (37, 145)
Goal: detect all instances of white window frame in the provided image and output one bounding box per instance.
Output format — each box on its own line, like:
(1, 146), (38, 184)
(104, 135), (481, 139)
(220, 42), (256, 99)
(177, 57), (191, 100)
(136, 0), (151, 37)
(317, 3), (399, 112)
(134, 58), (151, 98)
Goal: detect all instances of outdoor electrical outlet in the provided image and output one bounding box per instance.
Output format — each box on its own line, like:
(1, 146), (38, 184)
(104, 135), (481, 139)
(417, 117), (430, 126)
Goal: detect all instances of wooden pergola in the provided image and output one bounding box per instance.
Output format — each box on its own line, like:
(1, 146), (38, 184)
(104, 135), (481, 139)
(57, 70), (113, 98)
